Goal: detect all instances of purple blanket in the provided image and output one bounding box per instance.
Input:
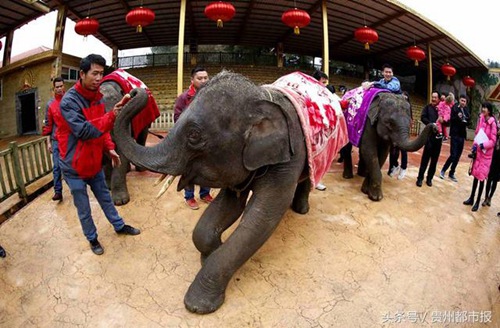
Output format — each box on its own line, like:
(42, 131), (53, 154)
(342, 87), (389, 147)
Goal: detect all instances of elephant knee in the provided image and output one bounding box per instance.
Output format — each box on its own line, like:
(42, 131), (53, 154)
(192, 227), (221, 256)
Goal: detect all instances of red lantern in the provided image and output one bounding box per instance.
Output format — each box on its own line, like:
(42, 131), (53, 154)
(406, 45), (426, 66)
(462, 76), (475, 88)
(126, 7), (155, 33)
(75, 17), (99, 38)
(204, 1), (236, 28)
(354, 26), (378, 50)
(441, 63), (456, 81)
(282, 8), (311, 35)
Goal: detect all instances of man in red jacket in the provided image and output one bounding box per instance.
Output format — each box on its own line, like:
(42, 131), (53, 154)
(42, 77), (65, 201)
(173, 66), (213, 210)
(59, 54), (140, 255)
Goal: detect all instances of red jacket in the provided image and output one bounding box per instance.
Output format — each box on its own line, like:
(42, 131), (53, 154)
(173, 84), (197, 122)
(58, 81), (116, 179)
(42, 93), (64, 140)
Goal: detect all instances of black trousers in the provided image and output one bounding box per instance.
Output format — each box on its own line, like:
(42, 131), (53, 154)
(441, 135), (465, 176)
(417, 138), (443, 182)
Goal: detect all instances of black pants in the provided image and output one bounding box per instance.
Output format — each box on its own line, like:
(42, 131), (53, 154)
(389, 146), (408, 171)
(417, 138), (443, 182)
(441, 135), (465, 176)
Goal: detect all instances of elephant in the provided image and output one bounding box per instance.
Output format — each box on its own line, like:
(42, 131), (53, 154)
(113, 71), (346, 314)
(342, 92), (436, 201)
(99, 69), (159, 205)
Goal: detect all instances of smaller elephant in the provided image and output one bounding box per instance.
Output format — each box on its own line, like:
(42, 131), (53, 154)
(99, 69), (160, 205)
(343, 92), (435, 201)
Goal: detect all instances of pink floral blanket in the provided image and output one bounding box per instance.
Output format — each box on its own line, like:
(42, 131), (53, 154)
(264, 72), (348, 188)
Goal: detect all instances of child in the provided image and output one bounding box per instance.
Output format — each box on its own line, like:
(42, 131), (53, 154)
(436, 92), (454, 139)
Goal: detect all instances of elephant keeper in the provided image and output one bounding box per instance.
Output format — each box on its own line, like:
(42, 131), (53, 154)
(173, 66), (214, 210)
(58, 54), (141, 255)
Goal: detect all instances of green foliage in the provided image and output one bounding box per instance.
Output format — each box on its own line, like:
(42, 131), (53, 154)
(487, 60), (500, 68)
(468, 72), (499, 127)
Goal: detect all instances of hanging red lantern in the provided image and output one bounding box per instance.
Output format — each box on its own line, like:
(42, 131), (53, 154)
(126, 7), (155, 33)
(441, 63), (456, 81)
(406, 45), (426, 66)
(75, 17), (99, 38)
(354, 26), (378, 50)
(204, 1), (236, 28)
(462, 76), (475, 88)
(281, 8), (311, 35)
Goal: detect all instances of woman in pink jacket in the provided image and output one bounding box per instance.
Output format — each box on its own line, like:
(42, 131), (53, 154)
(463, 102), (497, 211)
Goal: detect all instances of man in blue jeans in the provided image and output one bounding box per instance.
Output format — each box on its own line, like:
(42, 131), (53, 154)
(173, 66), (213, 210)
(42, 77), (65, 201)
(58, 54), (140, 255)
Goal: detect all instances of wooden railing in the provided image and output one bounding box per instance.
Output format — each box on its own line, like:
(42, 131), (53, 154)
(151, 110), (175, 131)
(0, 138), (52, 203)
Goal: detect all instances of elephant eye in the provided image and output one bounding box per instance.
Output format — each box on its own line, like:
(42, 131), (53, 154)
(187, 128), (201, 145)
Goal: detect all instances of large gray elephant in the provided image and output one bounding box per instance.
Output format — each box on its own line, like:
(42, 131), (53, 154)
(99, 73), (157, 205)
(342, 93), (436, 200)
(114, 71), (333, 314)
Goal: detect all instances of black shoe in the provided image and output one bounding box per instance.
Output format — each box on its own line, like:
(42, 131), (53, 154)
(463, 198), (474, 206)
(52, 193), (63, 201)
(0, 245), (6, 258)
(471, 203), (479, 212)
(416, 179), (423, 187)
(426, 179), (432, 187)
(90, 239), (104, 255)
(482, 197), (491, 207)
(116, 224), (141, 236)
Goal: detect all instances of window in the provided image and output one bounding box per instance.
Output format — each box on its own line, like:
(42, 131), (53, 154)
(61, 66), (79, 82)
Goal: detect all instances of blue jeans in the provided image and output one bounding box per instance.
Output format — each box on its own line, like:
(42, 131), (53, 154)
(64, 171), (125, 241)
(184, 185), (210, 200)
(52, 140), (63, 194)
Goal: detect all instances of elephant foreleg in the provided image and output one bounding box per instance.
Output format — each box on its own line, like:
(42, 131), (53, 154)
(341, 143), (354, 179)
(359, 127), (384, 201)
(110, 155), (130, 205)
(184, 173), (297, 314)
(192, 188), (250, 263)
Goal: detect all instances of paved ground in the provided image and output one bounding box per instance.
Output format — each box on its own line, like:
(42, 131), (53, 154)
(0, 136), (499, 327)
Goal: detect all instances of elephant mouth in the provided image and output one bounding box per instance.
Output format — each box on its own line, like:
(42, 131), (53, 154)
(177, 175), (192, 192)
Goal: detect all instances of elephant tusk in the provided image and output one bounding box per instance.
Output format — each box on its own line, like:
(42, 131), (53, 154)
(154, 174), (168, 186)
(156, 175), (176, 199)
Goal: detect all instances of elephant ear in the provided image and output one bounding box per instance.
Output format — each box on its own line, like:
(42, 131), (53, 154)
(367, 95), (383, 126)
(243, 99), (292, 171)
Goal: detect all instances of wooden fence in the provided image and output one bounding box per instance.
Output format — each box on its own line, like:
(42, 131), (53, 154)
(0, 138), (52, 203)
(151, 110), (175, 131)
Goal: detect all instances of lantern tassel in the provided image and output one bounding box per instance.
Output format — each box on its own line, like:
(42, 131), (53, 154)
(217, 19), (223, 28)
(364, 43), (370, 50)
(414, 60), (419, 66)
(447, 76), (450, 81)
(294, 26), (300, 35)
(136, 25), (142, 33)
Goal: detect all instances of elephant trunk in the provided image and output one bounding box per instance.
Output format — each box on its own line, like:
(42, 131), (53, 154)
(113, 88), (174, 175)
(397, 123), (436, 152)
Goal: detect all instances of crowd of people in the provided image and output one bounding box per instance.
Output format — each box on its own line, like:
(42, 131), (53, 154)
(0, 58), (498, 259)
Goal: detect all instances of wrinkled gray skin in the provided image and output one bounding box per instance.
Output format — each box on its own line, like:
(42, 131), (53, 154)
(342, 93), (436, 201)
(114, 72), (313, 314)
(100, 81), (150, 205)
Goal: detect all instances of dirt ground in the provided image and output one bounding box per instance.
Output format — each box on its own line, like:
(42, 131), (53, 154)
(0, 137), (499, 327)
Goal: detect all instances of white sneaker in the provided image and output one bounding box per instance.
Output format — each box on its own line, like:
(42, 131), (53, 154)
(397, 169), (407, 180)
(315, 183), (327, 191)
(389, 166), (400, 178)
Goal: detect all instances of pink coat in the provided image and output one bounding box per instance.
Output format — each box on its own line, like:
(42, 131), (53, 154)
(437, 101), (451, 121)
(471, 114), (497, 181)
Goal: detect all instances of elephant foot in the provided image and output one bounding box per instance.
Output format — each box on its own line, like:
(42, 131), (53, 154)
(368, 191), (383, 201)
(361, 179), (369, 195)
(343, 171), (354, 179)
(112, 190), (130, 206)
(184, 279), (226, 314)
(292, 201), (309, 215)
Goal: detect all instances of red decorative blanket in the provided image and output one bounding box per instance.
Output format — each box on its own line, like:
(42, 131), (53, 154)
(265, 72), (349, 188)
(102, 69), (160, 139)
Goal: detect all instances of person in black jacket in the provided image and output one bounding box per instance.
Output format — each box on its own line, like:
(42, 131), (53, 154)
(439, 94), (471, 182)
(416, 91), (446, 187)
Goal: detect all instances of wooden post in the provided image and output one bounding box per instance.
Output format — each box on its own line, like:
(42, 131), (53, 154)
(177, 0), (187, 95)
(277, 43), (284, 68)
(322, 0), (329, 76)
(53, 5), (67, 54)
(9, 142), (27, 202)
(112, 46), (119, 68)
(2, 30), (14, 67)
(427, 43), (433, 104)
